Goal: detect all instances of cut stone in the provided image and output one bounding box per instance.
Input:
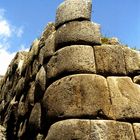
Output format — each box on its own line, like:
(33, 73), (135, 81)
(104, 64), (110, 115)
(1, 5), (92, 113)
(35, 66), (47, 92)
(94, 45), (126, 75)
(43, 74), (110, 119)
(133, 123), (140, 140)
(45, 119), (90, 140)
(90, 120), (135, 140)
(133, 75), (140, 84)
(39, 22), (55, 47)
(28, 103), (42, 132)
(123, 47), (140, 75)
(55, 21), (101, 49)
(17, 95), (28, 117)
(47, 45), (96, 79)
(39, 32), (55, 65)
(55, 0), (92, 27)
(45, 119), (135, 140)
(107, 76), (140, 120)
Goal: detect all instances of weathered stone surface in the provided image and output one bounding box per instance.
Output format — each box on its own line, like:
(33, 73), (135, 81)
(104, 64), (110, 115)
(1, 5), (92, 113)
(55, 21), (101, 49)
(17, 95), (28, 117)
(32, 57), (40, 78)
(21, 39), (39, 76)
(107, 76), (140, 120)
(6, 51), (27, 77)
(94, 45), (126, 75)
(35, 66), (47, 92)
(133, 75), (140, 84)
(28, 103), (42, 132)
(0, 125), (6, 140)
(26, 81), (35, 106)
(17, 120), (27, 139)
(36, 134), (45, 140)
(101, 37), (120, 45)
(45, 119), (135, 140)
(133, 123), (140, 140)
(43, 74), (110, 119)
(15, 77), (26, 101)
(55, 0), (92, 27)
(47, 45), (96, 79)
(45, 119), (90, 140)
(39, 22), (55, 47)
(123, 47), (140, 74)
(39, 32), (55, 65)
(90, 120), (135, 140)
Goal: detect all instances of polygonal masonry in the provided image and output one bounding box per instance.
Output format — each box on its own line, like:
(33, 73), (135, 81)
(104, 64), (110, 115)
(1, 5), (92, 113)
(42, 74), (110, 120)
(107, 76), (140, 120)
(55, 21), (101, 49)
(55, 0), (92, 28)
(123, 47), (140, 75)
(133, 123), (140, 140)
(45, 119), (135, 140)
(94, 45), (126, 75)
(47, 45), (96, 79)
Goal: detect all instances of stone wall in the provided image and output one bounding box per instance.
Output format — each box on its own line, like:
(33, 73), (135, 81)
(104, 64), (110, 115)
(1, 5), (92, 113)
(0, 0), (140, 140)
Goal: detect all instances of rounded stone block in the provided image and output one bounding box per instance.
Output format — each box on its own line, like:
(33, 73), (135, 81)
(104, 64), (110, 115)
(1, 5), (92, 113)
(123, 47), (140, 75)
(55, 21), (101, 49)
(107, 76), (140, 120)
(55, 0), (92, 28)
(47, 45), (96, 79)
(45, 119), (135, 140)
(42, 74), (110, 119)
(133, 123), (140, 140)
(94, 45), (126, 76)
(28, 103), (42, 132)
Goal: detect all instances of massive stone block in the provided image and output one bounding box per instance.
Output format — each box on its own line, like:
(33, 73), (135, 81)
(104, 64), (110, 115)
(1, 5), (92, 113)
(55, 21), (101, 49)
(42, 74), (110, 119)
(39, 22), (55, 47)
(35, 66), (47, 92)
(55, 0), (92, 28)
(28, 103), (42, 132)
(123, 47), (140, 75)
(107, 76), (140, 120)
(47, 45), (96, 79)
(39, 32), (55, 65)
(133, 123), (140, 140)
(45, 119), (90, 140)
(17, 95), (28, 117)
(94, 45), (126, 75)
(45, 119), (135, 140)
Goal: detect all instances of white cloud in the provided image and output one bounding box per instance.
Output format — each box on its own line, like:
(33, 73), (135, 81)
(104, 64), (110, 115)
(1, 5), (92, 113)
(0, 8), (26, 75)
(0, 20), (11, 37)
(0, 47), (16, 75)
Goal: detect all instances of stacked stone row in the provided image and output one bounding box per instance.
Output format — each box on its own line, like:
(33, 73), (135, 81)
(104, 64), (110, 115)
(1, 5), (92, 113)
(1, 0), (140, 139)
(43, 0), (140, 140)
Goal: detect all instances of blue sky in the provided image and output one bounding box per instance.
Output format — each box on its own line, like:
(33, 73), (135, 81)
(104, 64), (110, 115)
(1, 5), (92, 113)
(0, 0), (140, 75)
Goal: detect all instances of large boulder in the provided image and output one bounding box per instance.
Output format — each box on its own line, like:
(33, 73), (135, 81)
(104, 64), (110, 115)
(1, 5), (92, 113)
(39, 22), (55, 48)
(107, 76), (140, 120)
(45, 119), (135, 140)
(94, 45), (126, 75)
(123, 47), (140, 75)
(55, 0), (92, 28)
(47, 45), (96, 79)
(28, 103), (42, 133)
(43, 74), (110, 120)
(55, 21), (101, 49)
(39, 32), (55, 65)
(133, 123), (140, 140)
